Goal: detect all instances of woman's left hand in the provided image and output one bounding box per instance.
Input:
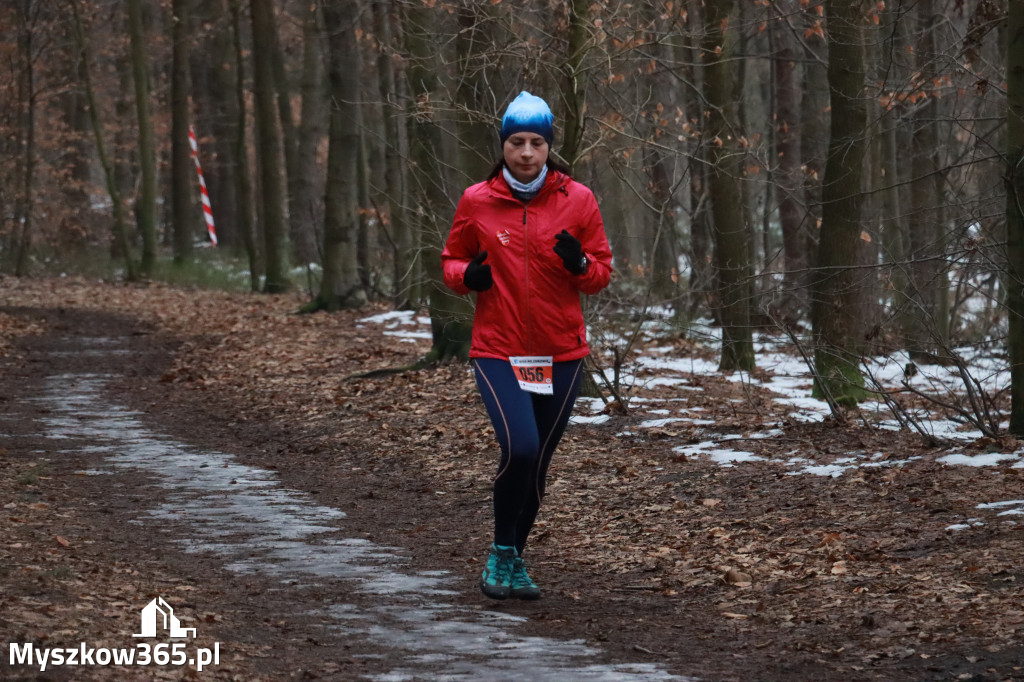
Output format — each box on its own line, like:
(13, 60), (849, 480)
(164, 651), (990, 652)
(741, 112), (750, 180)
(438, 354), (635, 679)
(553, 230), (587, 275)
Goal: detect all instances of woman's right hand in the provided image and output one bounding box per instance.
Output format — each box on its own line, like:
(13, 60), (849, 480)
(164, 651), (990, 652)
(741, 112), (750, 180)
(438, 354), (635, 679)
(463, 251), (493, 292)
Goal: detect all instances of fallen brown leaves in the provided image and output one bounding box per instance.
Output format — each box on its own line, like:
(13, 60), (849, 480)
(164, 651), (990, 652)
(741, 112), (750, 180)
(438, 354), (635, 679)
(0, 460), (267, 681)
(3, 275), (1024, 680)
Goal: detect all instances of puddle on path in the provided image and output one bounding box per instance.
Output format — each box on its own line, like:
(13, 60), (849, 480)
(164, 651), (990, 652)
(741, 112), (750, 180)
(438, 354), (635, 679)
(37, 352), (692, 681)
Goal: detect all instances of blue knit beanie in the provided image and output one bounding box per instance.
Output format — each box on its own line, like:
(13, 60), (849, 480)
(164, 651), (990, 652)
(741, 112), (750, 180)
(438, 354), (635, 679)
(500, 91), (554, 145)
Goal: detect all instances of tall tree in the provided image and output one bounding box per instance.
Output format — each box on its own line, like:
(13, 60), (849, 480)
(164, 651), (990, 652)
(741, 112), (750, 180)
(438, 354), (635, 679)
(170, 0), (193, 265)
(560, 0), (589, 171)
(800, 4), (829, 264)
(406, 4), (472, 361)
(292, 2), (327, 267)
(906, 0), (949, 358)
(69, 0), (136, 280)
(644, 6), (684, 302)
(250, 0), (291, 292)
(1007, 0), (1024, 435)
(874, 1), (907, 328)
(13, 0), (37, 276)
(268, 8), (301, 264)
(55, 14), (91, 247)
(453, 3), (495, 184)
(811, 0), (870, 407)
(314, 0), (366, 310)
(773, 0), (807, 314)
(373, 0), (413, 308)
(126, 0), (157, 275)
(702, 0), (755, 371)
(229, 0), (259, 290)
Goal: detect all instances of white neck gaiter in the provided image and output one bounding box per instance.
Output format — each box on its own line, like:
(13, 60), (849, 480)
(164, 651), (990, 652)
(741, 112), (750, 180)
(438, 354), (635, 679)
(502, 164), (548, 200)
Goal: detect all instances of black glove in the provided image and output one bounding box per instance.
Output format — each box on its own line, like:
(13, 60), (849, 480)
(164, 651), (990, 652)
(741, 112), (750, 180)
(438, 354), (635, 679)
(553, 230), (587, 275)
(463, 251), (493, 292)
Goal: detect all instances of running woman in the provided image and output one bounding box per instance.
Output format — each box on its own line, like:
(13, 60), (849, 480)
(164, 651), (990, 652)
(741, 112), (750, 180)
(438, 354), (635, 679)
(441, 91), (613, 599)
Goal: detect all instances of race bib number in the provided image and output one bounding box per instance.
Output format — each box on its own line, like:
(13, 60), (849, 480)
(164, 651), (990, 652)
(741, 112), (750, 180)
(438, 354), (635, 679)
(510, 356), (554, 395)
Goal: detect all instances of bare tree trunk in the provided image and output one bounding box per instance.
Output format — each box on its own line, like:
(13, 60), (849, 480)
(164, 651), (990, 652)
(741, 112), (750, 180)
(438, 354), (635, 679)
(55, 16), (91, 250)
(875, 1), (911, 336)
(171, 0), (193, 265)
(113, 24), (135, 259)
(126, 0), (157, 275)
(1007, 0), (1024, 435)
(773, 0), (806, 314)
(811, 0), (870, 407)
(356, 114), (371, 293)
(314, 0), (366, 310)
(406, 5), (472, 362)
(251, 0), (291, 292)
(373, 0), (413, 308)
(879, 111), (906, 298)
(702, 0), (755, 372)
(801, 11), (829, 264)
(681, 9), (712, 319)
(13, 0), (35, 276)
(560, 0), (589, 171)
(69, 0), (137, 280)
(229, 0), (259, 291)
(688, 164), (713, 319)
(292, 2), (326, 268)
(454, 4), (496, 183)
(267, 4), (300, 262)
(645, 9), (683, 302)
(907, 0), (949, 359)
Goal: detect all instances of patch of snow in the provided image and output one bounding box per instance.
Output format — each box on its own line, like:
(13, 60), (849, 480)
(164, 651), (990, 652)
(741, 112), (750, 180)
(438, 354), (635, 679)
(938, 453), (1020, 467)
(672, 442), (763, 467)
(976, 499), (1024, 509)
(637, 377), (703, 390)
(635, 356), (720, 375)
(576, 398), (606, 412)
(788, 463), (852, 478)
(382, 331), (432, 340)
(639, 417), (688, 428)
(570, 414), (610, 425)
(359, 311), (418, 325)
(707, 449), (764, 467)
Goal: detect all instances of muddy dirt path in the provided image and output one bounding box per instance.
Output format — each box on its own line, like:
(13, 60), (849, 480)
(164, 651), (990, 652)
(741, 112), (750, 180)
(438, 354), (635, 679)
(1, 308), (692, 681)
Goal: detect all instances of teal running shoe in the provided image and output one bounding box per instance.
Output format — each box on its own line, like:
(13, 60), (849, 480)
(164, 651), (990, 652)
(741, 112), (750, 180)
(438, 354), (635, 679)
(480, 544), (516, 599)
(510, 556), (541, 600)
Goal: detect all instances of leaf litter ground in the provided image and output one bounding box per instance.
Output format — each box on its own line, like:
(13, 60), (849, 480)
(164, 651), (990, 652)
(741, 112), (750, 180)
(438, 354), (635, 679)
(1, 276), (1023, 681)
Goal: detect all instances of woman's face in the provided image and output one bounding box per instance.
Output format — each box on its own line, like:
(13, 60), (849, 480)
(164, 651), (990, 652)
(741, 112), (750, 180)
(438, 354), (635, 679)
(503, 132), (549, 183)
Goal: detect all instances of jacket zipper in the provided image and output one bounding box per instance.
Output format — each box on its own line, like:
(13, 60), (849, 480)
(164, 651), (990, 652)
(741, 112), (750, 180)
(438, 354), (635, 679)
(523, 206), (532, 355)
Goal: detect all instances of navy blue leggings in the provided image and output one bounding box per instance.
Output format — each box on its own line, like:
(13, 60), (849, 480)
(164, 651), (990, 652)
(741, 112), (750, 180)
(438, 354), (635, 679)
(473, 358), (584, 555)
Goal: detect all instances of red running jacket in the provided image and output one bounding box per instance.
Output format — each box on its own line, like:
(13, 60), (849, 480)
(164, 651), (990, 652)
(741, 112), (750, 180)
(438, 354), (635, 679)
(441, 170), (613, 362)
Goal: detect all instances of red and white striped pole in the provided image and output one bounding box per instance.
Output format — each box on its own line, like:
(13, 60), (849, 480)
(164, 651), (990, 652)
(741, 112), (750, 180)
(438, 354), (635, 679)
(188, 125), (218, 246)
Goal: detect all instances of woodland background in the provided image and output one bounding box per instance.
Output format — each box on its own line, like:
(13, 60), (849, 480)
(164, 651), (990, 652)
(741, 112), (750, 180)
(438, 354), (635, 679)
(2, 0), (1024, 434)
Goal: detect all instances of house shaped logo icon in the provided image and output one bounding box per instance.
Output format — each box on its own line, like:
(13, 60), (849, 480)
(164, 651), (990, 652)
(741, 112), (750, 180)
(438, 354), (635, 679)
(133, 596), (197, 639)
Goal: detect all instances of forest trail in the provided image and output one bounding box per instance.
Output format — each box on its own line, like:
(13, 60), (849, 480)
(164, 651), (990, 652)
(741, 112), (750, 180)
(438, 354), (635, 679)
(1, 305), (687, 681)
(2, 278), (1023, 681)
